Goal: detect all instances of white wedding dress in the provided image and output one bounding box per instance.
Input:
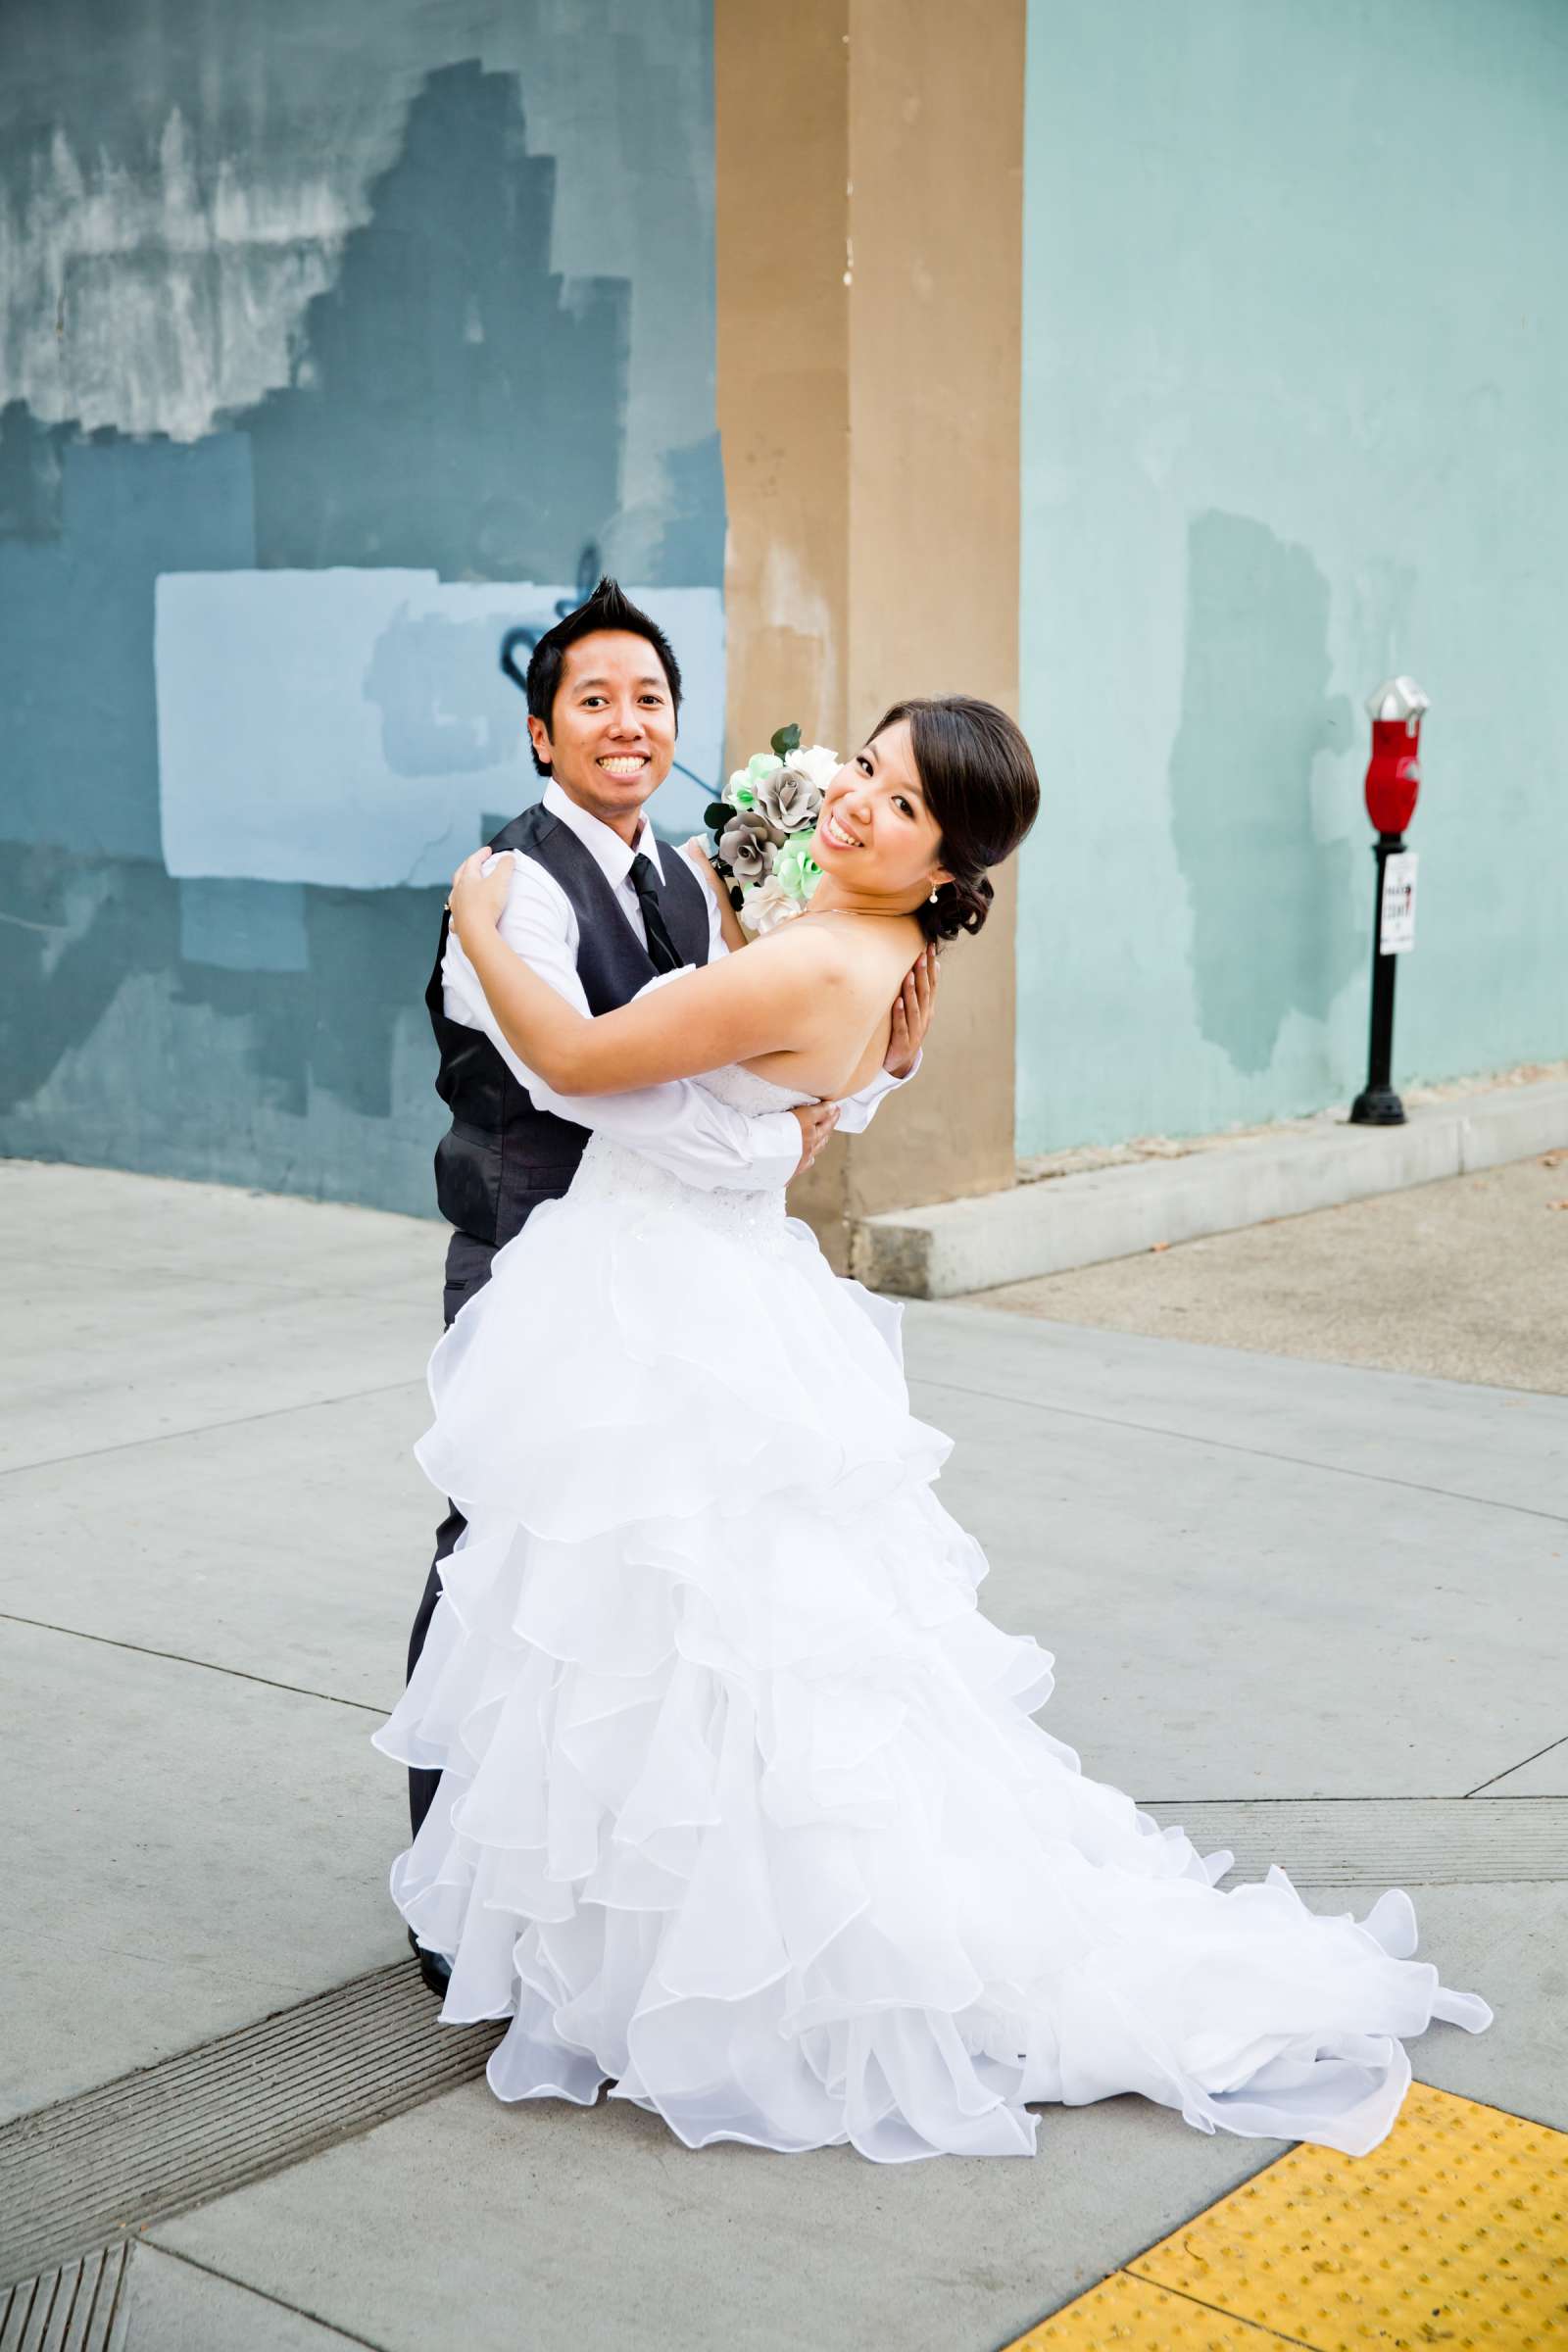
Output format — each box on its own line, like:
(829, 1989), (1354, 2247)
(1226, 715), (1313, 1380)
(374, 1027), (1492, 2164)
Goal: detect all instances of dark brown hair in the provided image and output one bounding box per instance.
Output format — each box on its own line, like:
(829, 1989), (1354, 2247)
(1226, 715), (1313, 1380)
(868, 696), (1040, 943)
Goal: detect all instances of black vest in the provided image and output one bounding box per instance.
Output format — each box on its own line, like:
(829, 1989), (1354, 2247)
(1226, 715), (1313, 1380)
(425, 802), (711, 1246)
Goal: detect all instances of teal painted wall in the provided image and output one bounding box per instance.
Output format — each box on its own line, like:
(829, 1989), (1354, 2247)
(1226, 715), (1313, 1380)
(1017, 0), (1568, 1152)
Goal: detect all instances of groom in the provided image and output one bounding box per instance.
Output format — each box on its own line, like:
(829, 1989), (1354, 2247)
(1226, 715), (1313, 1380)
(406, 576), (930, 1987)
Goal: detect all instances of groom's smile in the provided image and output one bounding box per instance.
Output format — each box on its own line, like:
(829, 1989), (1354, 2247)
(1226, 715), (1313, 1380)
(526, 627), (678, 846)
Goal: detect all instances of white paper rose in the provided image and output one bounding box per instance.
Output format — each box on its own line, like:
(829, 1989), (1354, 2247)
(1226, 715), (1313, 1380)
(737, 874), (806, 937)
(790, 743), (842, 794)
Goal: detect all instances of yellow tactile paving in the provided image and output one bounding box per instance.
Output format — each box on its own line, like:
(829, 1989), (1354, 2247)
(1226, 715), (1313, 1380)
(1006, 2269), (1290, 2347)
(1008, 2083), (1568, 2351)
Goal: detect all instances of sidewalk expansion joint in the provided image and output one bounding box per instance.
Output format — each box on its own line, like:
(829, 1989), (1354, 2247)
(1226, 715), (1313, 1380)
(0, 1961), (503, 2291)
(915, 1373), (1568, 1528)
(137, 2241), (389, 2348)
(0, 1611), (388, 1716)
(0, 1377), (424, 1484)
(1468, 1733), (1568, 1794)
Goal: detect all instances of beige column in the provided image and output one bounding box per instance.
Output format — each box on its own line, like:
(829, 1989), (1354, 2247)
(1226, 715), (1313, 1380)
(715, 0), (1026, 1269)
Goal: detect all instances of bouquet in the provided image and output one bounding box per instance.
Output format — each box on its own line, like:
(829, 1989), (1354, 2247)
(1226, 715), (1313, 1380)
(704, 723), (840, 936)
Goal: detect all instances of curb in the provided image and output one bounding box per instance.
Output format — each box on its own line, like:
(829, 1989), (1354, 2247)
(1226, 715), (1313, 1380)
(850, 1079), (1568, 1299)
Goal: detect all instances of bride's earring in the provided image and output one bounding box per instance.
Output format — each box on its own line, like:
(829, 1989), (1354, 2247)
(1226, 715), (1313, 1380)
(929, 886), (940, 904)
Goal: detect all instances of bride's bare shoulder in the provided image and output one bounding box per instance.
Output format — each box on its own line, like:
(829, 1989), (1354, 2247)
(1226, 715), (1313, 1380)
(741, 914), (920, 1032)
(748, 915), (859, 983)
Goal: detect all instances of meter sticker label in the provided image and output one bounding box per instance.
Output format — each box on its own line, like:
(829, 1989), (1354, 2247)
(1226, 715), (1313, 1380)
(1379, 851), (1418, 955)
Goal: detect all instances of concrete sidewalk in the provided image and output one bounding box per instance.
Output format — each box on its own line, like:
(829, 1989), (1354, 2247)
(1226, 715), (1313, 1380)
(4, 1160), (1564, 2350)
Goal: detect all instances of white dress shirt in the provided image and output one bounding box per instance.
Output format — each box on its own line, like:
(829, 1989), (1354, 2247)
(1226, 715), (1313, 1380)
(441, 779), (907, 1194)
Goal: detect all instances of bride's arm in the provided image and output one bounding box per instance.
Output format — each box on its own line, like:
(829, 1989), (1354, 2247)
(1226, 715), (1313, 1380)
(450, 850), (846, 1096)
(681, 839), (749, 955)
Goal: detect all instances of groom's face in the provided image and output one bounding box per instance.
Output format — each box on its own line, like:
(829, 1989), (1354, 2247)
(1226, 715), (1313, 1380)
(528, 630), (677, 833)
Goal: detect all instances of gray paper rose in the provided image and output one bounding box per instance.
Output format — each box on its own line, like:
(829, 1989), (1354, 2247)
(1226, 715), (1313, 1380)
(755, 764), (824, 836)
(717, 810), (778, 884)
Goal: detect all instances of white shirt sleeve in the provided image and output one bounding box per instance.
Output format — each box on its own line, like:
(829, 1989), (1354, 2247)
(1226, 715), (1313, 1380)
(834, 1054), (919, 1132)
(441, 855), (803, 1194)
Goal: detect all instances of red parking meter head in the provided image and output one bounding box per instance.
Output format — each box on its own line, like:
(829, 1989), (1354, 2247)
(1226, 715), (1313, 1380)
(1364, 677), (1429, 836)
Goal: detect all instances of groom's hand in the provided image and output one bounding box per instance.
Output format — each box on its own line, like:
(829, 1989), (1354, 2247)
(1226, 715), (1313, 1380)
(884, 945), (938, 1079)
(790, 1101), (841, 1177)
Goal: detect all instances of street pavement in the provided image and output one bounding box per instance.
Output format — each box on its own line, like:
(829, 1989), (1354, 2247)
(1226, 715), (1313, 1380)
(4, 1158), (1563, 2350)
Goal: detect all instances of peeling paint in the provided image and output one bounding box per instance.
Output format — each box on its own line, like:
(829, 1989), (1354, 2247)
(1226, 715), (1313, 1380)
(0, 110), (356, 440)
(0, 0), (719, 534)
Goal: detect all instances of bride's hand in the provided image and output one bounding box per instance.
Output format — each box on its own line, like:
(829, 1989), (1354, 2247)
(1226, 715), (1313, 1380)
(884, 944), (938, 1078)
(681, 836), (748, 955)
(448, 849), (514, 945)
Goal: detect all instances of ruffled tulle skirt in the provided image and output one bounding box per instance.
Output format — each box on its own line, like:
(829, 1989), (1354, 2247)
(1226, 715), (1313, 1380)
(374, 1169), (1492, 2163)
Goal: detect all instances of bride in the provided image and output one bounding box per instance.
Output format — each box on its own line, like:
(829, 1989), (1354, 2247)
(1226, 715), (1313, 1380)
(374, 694), (1491, 2163)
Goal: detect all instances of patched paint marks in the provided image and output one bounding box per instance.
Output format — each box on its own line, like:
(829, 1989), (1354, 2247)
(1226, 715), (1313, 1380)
(0, 844), (445, 1195)
(1168, 513), (1359, 1076)
(366, 611), (531, 779)
(0, 430), (258, 861)
(155, 571), (725, 890)
(244, 63), (625, 580)
(178, 879), (309, 974)
(1017, 0), (1568, 1154)
(0, 400), (64, 538)
(0, 0), (727, 1212)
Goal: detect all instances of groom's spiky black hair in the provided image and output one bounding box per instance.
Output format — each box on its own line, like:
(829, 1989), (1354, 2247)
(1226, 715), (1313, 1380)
(524, 576), (682, 776)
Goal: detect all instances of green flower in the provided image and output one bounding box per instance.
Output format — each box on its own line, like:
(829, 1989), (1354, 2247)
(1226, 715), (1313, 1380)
(773, 834), (824, 903)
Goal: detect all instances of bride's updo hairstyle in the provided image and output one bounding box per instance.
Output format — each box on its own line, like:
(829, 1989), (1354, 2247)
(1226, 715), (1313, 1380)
(870, 697), (1040, 945)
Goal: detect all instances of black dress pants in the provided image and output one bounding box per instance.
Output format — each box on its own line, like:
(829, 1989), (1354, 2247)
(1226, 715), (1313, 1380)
(405, 1228), (497, 1838)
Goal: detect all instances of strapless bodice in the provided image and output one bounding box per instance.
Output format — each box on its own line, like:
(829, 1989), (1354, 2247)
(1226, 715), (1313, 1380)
(687, 1058), (815, 1118)
(567, 973), (811, 1248)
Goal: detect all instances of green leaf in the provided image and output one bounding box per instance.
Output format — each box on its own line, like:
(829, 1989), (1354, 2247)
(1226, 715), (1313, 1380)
(770, 722), (802, 759)
(704, 801), (731, 831)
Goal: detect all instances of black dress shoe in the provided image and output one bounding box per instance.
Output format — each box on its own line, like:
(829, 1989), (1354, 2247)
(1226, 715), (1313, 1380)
(409, 1925), (452, 1996)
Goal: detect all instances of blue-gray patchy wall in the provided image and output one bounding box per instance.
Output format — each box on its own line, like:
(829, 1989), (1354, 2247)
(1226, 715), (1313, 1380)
(0, 0), (724, 1214)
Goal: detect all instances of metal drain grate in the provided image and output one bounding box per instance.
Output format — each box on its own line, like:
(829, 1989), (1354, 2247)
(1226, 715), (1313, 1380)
(0, 1961), (502, 2291)
(5, 1801), (1559, 2294)
(1141, 1794), (1568, 1886)
(0, 2244), (129, 2351)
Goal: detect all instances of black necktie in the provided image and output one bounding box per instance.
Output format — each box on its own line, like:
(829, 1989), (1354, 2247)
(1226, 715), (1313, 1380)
(628, 852), (682, 974)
